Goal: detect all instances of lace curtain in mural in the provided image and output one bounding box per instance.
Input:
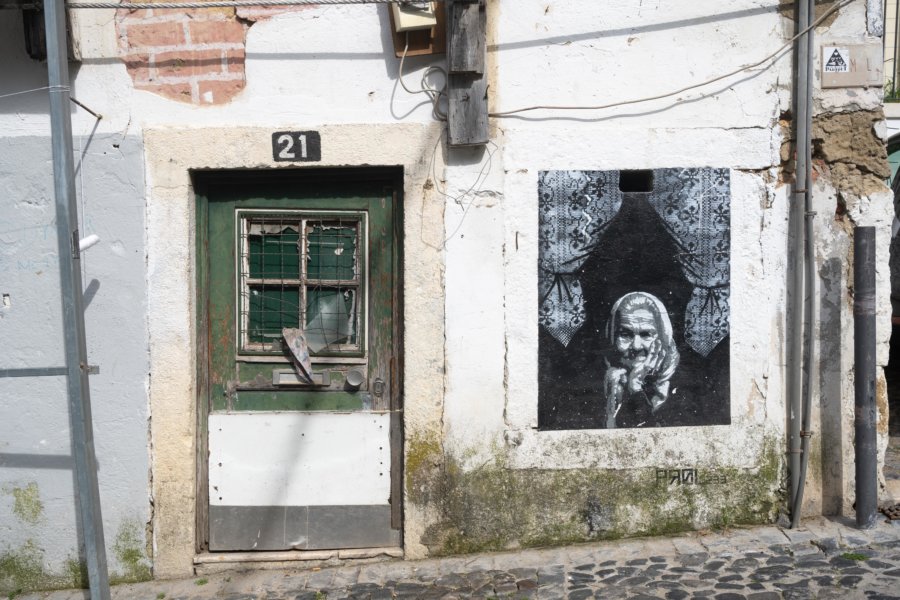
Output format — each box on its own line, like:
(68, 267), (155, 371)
(648, 168), (731, 357)
(538, 171), (623, 347)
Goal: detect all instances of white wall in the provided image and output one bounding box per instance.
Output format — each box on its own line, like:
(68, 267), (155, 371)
(0, 133), (150, 586)
(0, 0), (892, 581)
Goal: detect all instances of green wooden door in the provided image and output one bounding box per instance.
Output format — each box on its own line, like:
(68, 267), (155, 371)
(198, 173), (400, 551)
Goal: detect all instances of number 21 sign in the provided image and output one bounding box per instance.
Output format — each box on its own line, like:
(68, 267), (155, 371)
(272, 131), (322, 162)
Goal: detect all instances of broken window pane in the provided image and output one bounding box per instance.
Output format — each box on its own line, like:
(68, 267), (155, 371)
(306, 223), (358, 281)
(238, 211), (364, 355)
(305, 288), (357, 352)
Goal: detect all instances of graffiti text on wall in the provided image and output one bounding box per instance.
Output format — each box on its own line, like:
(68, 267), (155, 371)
(655, 469), (728, 487)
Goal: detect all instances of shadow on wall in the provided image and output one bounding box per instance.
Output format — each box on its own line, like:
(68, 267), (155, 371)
(0, 10), (52, 116)
(818, 257), (845, 514)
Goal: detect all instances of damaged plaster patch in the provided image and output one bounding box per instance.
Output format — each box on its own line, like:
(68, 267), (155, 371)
(779, 1), (841, 27)
(116, 4), (315, 105)
(812, 110), (891, 198)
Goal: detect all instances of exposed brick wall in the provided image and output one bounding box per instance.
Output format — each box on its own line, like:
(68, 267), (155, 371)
(117, 3), (246, 105)
(117, 2), (313, 105)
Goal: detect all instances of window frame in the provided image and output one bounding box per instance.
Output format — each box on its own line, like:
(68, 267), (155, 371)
(234, 208), (369, 360)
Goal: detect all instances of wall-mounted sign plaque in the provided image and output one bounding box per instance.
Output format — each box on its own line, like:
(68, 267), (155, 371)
(272, 131), (322, 162)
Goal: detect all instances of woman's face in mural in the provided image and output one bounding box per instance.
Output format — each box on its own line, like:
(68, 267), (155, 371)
(614, 308), (659, 369)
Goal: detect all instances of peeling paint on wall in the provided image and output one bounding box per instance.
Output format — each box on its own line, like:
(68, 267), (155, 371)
(116, 5), (316, 104)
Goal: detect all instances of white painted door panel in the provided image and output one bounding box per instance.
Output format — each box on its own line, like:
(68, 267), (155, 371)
(209, 412), (391, 507)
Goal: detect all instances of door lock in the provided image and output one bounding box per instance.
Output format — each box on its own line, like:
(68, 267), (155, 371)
(373, 378), (385, 398)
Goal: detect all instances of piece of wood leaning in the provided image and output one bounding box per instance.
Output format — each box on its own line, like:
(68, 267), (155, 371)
(448, 0), (485, 74)
(448, 73), (488, 146)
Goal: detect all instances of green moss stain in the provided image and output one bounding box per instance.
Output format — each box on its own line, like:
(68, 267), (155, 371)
(111, 519), (151, 584)
(0, 543), (92, 595)
(842, 552), (868, 561)
(406, 431), (443, 504)
(3, 483), (43, 525)
(0, 541), (44, 594)
(62, 558), (87, 589)
(0, 517), (153, 594)
(415, 434), (786, 556)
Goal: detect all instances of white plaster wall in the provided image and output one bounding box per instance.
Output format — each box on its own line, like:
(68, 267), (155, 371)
(0, 5), (442, 140)
(440, 1), (800, 467)
(439, 0), (890, 521)
(0, 133), (150, 581)
(1, 0), (892, 578)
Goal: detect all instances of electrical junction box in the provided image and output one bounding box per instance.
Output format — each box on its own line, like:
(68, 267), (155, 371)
(821, 43), (883, 88)
(391, 1), (438, 32)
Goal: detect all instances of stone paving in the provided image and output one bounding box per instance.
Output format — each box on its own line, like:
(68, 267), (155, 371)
(20, 517), (900, 600)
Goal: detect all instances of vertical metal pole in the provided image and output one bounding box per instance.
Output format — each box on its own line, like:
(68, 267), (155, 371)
(788, 0), (811, 528)
(854, 227), (878, 529)
(793, 0), (818, 530)
(43, 0), (111, 596)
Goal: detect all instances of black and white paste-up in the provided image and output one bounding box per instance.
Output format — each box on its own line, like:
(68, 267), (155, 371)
(537, 168), (731, 430)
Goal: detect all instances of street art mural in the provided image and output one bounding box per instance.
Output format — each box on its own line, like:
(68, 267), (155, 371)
(538, 168), (731, 429)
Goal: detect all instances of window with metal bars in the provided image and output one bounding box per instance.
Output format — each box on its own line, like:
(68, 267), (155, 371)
(237, 210), (366, 356)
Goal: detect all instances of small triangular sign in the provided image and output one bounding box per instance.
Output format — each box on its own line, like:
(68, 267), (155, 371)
(826, 49), (846, 69)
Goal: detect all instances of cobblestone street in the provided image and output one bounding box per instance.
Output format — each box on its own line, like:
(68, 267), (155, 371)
(21, 517), (900, 600)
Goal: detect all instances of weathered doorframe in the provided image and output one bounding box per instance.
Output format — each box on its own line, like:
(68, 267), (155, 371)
(193, 167), (405, 555)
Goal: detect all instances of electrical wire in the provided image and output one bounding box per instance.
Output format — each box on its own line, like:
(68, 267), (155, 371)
(489, 0), (853, 118)
(0, 85), (69, 100)
(420, 125), (498, 249)
(417, 127), (499, 250)
(442, 139), (497, 245)
(398, 32), (448, 121)
(0, 85), (104, 118)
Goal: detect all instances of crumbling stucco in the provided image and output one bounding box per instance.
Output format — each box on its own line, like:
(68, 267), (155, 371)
(812, 110), (891, 197)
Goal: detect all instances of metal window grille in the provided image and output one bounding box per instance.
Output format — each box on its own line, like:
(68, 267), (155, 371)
(237, 210), (365, 356)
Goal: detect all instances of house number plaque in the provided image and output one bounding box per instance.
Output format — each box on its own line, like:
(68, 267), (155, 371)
(272, 131), (322, 162)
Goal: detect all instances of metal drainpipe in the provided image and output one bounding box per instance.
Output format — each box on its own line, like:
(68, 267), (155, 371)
(43, 0), (112, 596)
(855, 227), (878, 528)
(789, 0), (815, 529)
